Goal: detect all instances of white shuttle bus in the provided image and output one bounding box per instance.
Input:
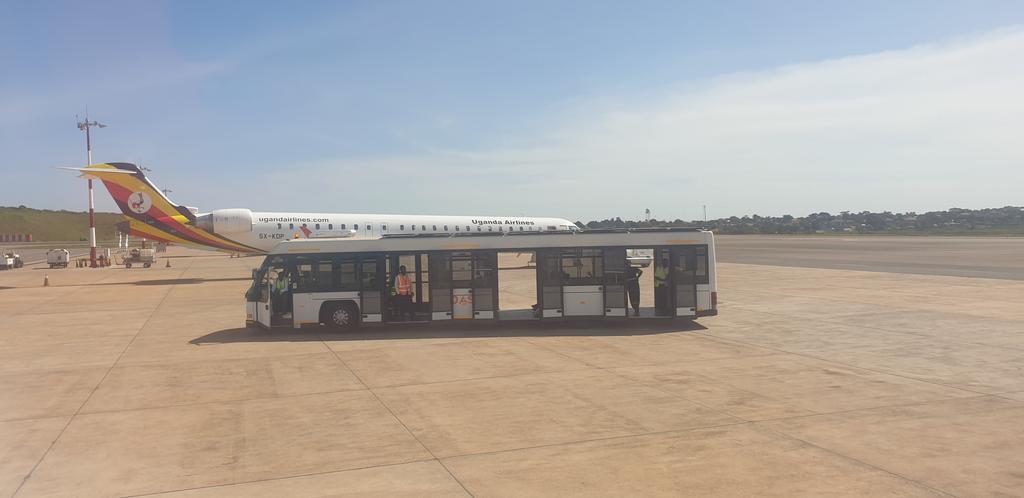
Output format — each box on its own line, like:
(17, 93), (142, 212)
(244, 228), (717, 329)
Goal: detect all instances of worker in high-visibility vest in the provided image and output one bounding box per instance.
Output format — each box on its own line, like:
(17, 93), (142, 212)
(654, 257), (670, 316)
(392, 265), (414, 321)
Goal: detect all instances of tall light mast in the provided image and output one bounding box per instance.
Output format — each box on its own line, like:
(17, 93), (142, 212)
(77, 113), (106, 268)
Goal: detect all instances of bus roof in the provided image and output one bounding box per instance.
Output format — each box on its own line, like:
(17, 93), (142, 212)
(268, 228), (714, 255)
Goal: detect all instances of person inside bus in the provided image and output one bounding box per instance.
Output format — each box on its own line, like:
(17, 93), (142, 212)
(273, 268), (292, 314)
(654, 257), (670, 315)
(626, 265), (643, 316)
(393, 265), (414, 321)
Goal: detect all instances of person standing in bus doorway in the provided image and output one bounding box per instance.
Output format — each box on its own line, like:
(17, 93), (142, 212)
(654, 257), (670, 316)
(626, 265), (643, 316)
(393, 265), (414, 321)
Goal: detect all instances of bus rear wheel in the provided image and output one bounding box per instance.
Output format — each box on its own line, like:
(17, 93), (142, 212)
(323, 302), (359, 330)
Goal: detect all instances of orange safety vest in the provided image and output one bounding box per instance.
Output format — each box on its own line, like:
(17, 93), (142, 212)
(396, 274), (412, 295)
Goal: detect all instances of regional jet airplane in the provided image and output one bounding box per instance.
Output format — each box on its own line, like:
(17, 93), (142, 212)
(69, 163), (578, 253)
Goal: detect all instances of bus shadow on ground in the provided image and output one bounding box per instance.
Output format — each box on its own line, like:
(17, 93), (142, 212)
(191, 319), (707, 344)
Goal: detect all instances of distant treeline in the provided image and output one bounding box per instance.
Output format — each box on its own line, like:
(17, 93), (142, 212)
(0, 206), (123, 242)
(578, 206), (1024, 235)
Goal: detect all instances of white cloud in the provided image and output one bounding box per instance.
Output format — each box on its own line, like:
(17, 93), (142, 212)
(270, 28), (1024, 220)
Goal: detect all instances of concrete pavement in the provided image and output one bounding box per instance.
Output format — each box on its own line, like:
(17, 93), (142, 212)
(1, 247), (1022, 496)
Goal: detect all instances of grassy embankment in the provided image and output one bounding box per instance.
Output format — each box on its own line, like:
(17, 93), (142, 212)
(0, 206), (124, 242)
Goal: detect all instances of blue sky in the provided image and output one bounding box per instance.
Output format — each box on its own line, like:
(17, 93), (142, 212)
(2, 1), (1022, 221)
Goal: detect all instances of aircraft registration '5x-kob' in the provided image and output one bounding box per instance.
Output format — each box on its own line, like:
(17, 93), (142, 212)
(69, 163), (578, 254)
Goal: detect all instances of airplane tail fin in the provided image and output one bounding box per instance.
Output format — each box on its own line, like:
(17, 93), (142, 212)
(63, 163), (262, 253)
(64, 163), (197, 223)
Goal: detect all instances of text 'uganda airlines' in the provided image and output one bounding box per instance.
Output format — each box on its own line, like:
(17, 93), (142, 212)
(70, 163), (578, 253)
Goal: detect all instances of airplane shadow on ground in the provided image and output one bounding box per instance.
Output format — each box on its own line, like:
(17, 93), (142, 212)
(191, 319), (707, 344)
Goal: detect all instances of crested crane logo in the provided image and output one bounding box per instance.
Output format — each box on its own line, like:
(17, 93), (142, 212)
(128, 192), (153, 214)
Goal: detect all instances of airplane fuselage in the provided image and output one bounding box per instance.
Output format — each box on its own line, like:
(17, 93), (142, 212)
(195, 209), (577, 253)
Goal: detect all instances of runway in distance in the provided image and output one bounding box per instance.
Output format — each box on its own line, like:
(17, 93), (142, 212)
(68, 163), (578, 253)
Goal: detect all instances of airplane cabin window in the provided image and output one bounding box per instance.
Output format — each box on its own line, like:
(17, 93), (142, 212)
(341, 224), (346, 229)
(444, 225), (449, 231)
(519, 226), (524, 231)
(411, 224), (416, 231)
(488, 226), (493, 231)
(455, 225), (460, 231)
(382, 224), (387, 231)
(400, 224), (404, 231)
(353, 224), (358, 230)
(328, 223), (333, 230)
(466, 226), (470, 231)
(277, 223), (282, 229)
(289, 223), (294, 230)
(315, 223), (320, 230)
(432, 225), (437, 231)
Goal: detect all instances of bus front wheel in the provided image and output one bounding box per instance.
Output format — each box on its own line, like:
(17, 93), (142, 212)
(323, 302), (359, 330)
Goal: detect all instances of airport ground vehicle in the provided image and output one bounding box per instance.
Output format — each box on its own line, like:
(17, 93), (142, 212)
(122, 248), (156, 268)
(245, 228), (717, 329)
(0, 250), (23, 270)
(47, 249), (70, 268)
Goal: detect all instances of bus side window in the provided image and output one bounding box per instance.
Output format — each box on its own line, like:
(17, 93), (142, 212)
(335, 258), (358, 291)
(315, 261), (332, 291)
(696, 246), (709, 284)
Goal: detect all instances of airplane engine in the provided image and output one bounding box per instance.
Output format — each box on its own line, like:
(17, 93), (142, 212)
(194, 208), (254, 234)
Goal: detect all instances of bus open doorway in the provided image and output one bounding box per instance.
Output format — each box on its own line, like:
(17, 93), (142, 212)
(497, 251), (539, 320)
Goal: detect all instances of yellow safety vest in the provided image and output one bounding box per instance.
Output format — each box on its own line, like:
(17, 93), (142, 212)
(654, 266), (669, 287)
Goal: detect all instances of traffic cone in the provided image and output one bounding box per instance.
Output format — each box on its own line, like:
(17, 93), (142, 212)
(43, 274), (49, 287)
